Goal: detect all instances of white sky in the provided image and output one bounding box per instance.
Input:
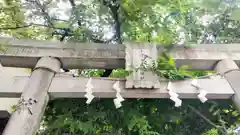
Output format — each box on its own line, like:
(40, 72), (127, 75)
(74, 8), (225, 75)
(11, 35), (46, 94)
(50, 0), (72, 20)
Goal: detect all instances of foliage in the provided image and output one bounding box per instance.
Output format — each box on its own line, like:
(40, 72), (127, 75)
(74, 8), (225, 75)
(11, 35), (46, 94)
(42, 99), (240, 135)
(10, 104), (17, 113)
(202, 128), (218, 135)
(41, 56), (238, 135)
(153, 53), (208, 80)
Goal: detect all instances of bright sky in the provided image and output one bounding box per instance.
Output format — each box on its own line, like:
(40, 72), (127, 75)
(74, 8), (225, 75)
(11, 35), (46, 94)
(50, 0), (72, 20)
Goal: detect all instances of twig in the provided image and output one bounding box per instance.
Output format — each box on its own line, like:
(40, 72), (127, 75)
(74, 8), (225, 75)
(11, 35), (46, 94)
(188, 105), (229, 134)
(68, 0), (83, 27)
(0, 23), (50, 30)
(218, 114), (229, 135)
(25, 0), (54, 27)
(52, 18), (68, 22)
(43, 0), (53, 6)
(188, 105), (220, 128)
(100, 0), (122, 77)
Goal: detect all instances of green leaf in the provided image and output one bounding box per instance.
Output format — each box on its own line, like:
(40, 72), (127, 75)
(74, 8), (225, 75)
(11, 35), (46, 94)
(232, 110), (239, 117)
(222, 109), (229, 113)
(10, 104), (17, 113)
(168, 56), (176, 67)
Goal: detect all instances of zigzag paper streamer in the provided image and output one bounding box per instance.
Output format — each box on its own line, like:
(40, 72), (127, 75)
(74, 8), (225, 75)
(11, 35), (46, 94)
(191, 79), (208, 103)
(116, 92), (125, 102)
(113, 81), (125, 108)
(84, 78), (95, 104)
(168, 90), (179, 98)
(198, 89), (208, 103)
(169, 92), (182, 107)
(113, 99), (122, 109)
(170, 96), (182, 107)
(167, 82), (182, 107)
(113, 81), (121, 92)
(191, 79), (200, 88)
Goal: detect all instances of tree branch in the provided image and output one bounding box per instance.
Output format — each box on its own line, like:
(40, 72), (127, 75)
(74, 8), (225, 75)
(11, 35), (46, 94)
(26, 0), (75, 42)
(102, 0), (122, 44)
(43, 0), (53, 6)
(218, 113), (229, 134)
(188, 105), (226, 134)
(25, 0), (54, 27)
(69, 0), (76, 6)
(52, 18), (68, 22)
(0, 23), (50, 30)
(68, 0), (82, 27)
(100, 0), (122, 77)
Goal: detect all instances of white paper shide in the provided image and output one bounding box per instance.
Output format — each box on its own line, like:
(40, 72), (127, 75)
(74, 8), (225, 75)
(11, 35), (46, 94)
(191, 79), (208, 103)
(84, 78), (95, 104)
(198, 89), (208, 103)
(191, 79), (200, 88)
(113, 81), (125, 109)
(167, 82), (182, 107)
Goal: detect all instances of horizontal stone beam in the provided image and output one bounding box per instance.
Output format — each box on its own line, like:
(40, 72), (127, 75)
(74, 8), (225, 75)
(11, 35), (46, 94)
(0, 37), (125, 69)
(1, 37), (240, 70)
(0, 76), (234, 99)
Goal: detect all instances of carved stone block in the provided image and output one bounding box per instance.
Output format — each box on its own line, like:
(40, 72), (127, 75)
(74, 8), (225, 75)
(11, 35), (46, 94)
(125, 43), (160, 89)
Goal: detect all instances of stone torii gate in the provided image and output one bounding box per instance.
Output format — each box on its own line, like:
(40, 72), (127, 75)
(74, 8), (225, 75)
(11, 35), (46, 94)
(0, 37), (239, 135)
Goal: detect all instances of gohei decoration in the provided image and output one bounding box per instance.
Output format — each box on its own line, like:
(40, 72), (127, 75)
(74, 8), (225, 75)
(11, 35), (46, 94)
(113, 81), (125, 109)
(84, 78), (95, 104)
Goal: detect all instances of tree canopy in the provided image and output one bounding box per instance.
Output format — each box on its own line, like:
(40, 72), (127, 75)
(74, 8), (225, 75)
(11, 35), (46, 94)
(1, 0), (240, 134)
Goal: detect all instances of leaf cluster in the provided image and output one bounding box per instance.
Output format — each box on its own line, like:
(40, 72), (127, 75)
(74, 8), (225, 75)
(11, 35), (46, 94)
(42, 56), (238, 135)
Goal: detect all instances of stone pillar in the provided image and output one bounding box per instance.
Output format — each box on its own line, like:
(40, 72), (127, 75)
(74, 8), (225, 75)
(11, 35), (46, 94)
(2, 57), (61, 135)
(215, 59), (240, 112)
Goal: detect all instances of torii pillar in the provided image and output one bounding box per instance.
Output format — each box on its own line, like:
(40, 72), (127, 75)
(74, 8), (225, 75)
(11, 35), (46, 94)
(215, 58), (240, 112)
(2, 56), (61, 135)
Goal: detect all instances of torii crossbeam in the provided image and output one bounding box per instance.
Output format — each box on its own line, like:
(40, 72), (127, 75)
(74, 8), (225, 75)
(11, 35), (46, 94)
(0, 37), (240, 135)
